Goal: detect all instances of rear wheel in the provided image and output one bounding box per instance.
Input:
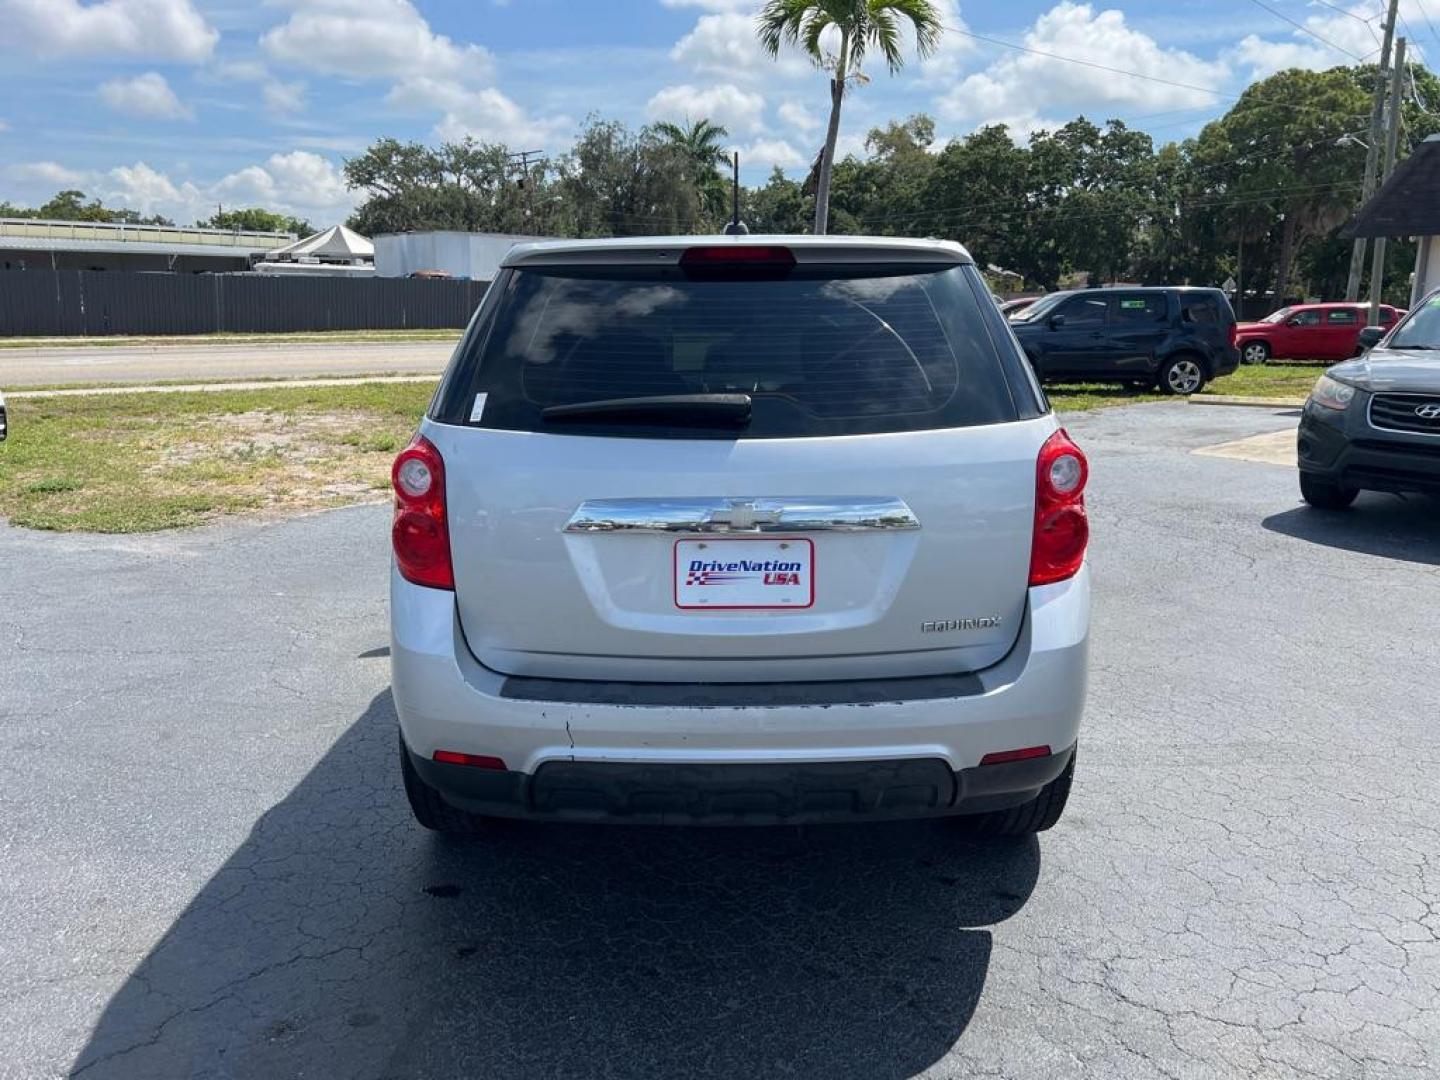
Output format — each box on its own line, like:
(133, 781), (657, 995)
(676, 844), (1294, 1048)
(1157, 354), (1208, 395)
(1241, 341), (1270, 365)
(963, 752), (1075, 837)
(400, 733), (491, 834)
(1299, 472), (1358, 510)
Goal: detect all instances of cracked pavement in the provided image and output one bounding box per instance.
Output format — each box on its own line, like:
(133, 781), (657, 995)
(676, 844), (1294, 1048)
(1, 402), (1436, 1079)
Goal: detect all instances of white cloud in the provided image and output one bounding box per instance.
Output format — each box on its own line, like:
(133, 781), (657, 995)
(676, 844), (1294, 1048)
(777, 99), (819, 134)
(4, 153), (355, 225)
(0, 119), (9, 133)
(104, 161), (203, 216)
(934, 2), (1228, 132)
(387, 77), (571, 147)
(671, 10), (808, 81)
(212, 60), (306, 115)
(916, 0), (977, 85)
(0, 0), (217, 62)
(739, 137), (806, 170)
(648, 83), (766, 134)
(4, 161), (87, 186)
(1228, 1), (1386, 78)
(262, 0), (494, 82)
(212, 151), (353, 220)
(99, 72), (193, 121)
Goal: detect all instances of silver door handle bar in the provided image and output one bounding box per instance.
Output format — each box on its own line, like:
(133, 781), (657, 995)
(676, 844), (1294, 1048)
(563, 497), (920, 534)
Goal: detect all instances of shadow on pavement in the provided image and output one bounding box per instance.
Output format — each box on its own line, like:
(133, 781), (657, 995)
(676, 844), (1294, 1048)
(72, 691), (1040, 1080)
(1263, 494), (1440, 565)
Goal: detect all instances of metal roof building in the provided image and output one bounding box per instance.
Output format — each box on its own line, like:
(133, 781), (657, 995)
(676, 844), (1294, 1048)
(0, 218), (296, 273)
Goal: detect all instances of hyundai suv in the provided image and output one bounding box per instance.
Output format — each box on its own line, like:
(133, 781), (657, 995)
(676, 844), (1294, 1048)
(1009, 286), (1240, 394)
(1298, 291), (1440, 507)
(390, 236), (1090, 834)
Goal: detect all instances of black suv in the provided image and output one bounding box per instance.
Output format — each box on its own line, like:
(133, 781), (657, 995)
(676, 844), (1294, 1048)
(1008, 287), (1241, 394)
(1297, 291), (1440, 508)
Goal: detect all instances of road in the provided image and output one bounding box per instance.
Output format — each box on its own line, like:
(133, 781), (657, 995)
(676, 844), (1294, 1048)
(2, 403), (1437, 1079)
(0, 340), (455, 387)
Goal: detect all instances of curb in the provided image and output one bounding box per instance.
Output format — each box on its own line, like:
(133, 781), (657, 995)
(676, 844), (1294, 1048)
(7, 374), (440, 400)
(1191, 395), (1306, 409)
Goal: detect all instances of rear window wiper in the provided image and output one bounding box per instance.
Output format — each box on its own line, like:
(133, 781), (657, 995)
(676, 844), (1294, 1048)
(541, 393), (752, 425)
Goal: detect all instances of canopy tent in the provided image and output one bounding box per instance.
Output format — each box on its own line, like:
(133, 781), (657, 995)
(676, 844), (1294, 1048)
(264, 225), (373, 264)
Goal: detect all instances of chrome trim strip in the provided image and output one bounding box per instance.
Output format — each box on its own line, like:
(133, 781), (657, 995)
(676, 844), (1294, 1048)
(563, 497), (921, 534)
(1366, 393), (1440, 439)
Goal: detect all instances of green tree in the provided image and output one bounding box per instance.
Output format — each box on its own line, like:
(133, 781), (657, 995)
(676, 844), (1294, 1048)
(758, 0), (941, 235)
(345, 136), (537, 235)
(556, 118), (704, 237)
(653, 118), (732, 225)
(197, 207), (313, 235)
(1190, 69), (1370, 304)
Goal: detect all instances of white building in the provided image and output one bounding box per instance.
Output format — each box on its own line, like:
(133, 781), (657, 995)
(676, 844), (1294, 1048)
(374, 231), (545, 280)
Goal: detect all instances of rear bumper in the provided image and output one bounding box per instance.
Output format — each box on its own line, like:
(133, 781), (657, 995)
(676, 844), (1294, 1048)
(405, 743), (1076, 825)
(1298, 405), (1440, 495)
(391, 565), (1089, 823)
(1214, 346), (1242, 376)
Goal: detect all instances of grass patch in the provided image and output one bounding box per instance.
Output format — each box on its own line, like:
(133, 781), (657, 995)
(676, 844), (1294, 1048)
(0, 381), (436, 532)
(1049, 361), (1317, 413)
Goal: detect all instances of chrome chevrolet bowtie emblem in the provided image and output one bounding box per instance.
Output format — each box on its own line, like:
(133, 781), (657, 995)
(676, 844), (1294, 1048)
(1414, 403), (1440, 419)
(705, 500), (782, 530)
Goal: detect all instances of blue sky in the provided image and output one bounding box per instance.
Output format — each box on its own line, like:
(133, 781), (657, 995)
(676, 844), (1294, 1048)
(0, 0), (1422, 227)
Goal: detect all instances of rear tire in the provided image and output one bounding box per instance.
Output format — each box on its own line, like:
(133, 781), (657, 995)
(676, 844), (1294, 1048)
(400, 733), (491, 834)
(1299, 472), (1358, 510)
(1157, 354), (1208, 395)
(963, 752), (1075, 837)
(1242, 341), (1270, 365)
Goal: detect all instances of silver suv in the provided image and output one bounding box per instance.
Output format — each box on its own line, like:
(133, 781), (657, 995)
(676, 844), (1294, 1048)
(390, 236), (1090, 834)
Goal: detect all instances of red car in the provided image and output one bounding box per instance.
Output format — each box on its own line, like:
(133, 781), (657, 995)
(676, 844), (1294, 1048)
(1235, 302), (1404, 364)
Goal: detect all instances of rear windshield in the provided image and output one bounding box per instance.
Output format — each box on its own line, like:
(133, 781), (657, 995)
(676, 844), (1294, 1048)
(435, 263), (1029, 438)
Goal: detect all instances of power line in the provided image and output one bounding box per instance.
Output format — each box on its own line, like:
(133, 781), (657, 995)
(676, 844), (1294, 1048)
(1244, 0), (1368, 59)
(1415, 0), (1440, 46)
(940, 23), (1374, 124)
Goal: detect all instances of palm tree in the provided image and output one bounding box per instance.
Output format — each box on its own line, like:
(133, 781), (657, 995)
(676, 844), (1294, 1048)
(654, 118), (732, 225)
(758, 0), (941, 234)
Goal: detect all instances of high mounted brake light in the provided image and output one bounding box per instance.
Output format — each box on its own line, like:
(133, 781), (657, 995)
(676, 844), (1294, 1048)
(392, 434), (454, 590)
(680, 245), (796, 267)
(1029, 429), (1089, 587)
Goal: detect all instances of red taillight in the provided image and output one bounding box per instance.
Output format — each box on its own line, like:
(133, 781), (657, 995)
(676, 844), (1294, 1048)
(1030, 429), (1089, 586)
(433, 750), (507, 770)
(392, 434), (454, 590)
(980, 745), (1052, 766)
(680, 245), (795, 266)
(1228, 323), (1238, 347)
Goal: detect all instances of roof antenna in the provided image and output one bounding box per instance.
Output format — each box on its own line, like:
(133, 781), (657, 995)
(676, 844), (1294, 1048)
(723, 151), (749, 235)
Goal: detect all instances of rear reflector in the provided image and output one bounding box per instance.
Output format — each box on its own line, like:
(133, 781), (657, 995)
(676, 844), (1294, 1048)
(980, 746), (1051, 766)
(680, 245), (795, 266)
(433, 750), (507, 770)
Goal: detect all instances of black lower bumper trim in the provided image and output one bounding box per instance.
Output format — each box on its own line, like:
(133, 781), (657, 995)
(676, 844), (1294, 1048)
(407, 743), (1076, 825)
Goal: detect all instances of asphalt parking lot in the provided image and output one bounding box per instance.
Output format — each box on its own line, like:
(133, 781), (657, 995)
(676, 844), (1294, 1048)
(2, 402), (1437, 1080)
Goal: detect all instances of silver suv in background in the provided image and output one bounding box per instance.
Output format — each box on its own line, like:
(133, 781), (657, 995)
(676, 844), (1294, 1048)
(390, 236), (1091, 834)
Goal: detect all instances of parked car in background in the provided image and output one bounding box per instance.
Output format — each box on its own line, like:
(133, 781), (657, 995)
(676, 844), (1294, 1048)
(1000, 296), (1040, 318)
(1008, 286), (1240, 394)
(0, 390), (7, 442)
(1297, 291), (1440, 508)
(391, 235), (1090, 835)
(1236, 302), (1403, 365)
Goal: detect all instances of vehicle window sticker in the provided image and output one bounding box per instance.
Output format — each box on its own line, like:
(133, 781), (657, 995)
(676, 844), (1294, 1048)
(469, 392), (488, 423)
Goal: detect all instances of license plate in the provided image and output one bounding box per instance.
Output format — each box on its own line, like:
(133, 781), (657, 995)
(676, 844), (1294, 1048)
(673, 538), (814, 610)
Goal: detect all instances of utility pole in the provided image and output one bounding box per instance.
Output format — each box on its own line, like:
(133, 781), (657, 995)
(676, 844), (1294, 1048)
(1346, 0), (1400, 301)
(1368, 37), (1407, 325)
(506, 149), (546, 233)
